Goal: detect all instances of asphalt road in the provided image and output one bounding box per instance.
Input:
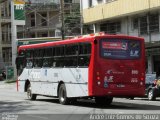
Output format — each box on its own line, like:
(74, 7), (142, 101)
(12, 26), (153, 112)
(0, 81), (160, 120)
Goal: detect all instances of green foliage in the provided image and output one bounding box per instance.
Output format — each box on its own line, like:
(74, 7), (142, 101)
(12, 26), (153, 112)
(5, 79), (16, 84)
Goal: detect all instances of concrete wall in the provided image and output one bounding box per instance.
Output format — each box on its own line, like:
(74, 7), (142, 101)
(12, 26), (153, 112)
(83, 0), (160, 24)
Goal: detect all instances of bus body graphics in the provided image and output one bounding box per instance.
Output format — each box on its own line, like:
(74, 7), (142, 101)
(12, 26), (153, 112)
(16, 33), (145, 105)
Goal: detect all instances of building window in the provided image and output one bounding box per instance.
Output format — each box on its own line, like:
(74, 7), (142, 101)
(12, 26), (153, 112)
(139, 16), (147, 35)
(2, 33), (5, 42)
(41, 33), (48, 37)
(41, 13), (47, 26)
(132, 18), (138, 29)
(3, 53), (5, 62)
(149, 14), (159, 33)
(9, 34), (11, 41)
(55, 31), (61, 37)
(30, 14), (35, 27)
(41, 13), (47, 18)
(105, 0), (117, 3)
(64, 0), (72, 3)
(41, 19), (47, 26)
(100, 21), (121, 34)
(31, 19), (35, 27)
(89, 0), (93, 7)
(31, 34), (35, 38)
(138, 14), (159, 35)
(30, 14), (35, 18)
(97, 0), (103, 4)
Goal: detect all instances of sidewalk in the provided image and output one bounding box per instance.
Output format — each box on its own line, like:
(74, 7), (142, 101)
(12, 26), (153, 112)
(0, 80), (15, 89)
(0, 80), (5, 85)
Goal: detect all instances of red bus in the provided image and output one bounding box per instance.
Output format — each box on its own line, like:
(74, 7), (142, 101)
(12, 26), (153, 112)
(16, 33), (145, 105)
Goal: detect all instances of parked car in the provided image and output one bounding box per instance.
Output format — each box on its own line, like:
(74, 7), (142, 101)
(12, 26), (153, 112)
(145, 74), (160, 100)
(127, 74), (160, 100)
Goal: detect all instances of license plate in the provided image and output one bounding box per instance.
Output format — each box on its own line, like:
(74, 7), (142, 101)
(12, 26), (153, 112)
(117, 84), (125, 88)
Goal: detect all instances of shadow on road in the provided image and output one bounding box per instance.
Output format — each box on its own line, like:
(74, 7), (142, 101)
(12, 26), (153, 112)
(0, 101), (35, 113)
(35, 98), (160, 110)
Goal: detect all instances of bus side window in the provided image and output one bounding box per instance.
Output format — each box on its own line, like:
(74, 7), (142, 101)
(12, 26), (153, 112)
(79, 56), (90, 66)
(42, 47), (53, 67)
(34, 49), (43, 68)
(18, 49), (26, 68)
(26, 59), (33, 68)
(34, 59), (43, 67)
(53, 46), (64, 67)
(26, 49), (33, 58)
(26, 49), (33, 68)
(16, 49), (26, 75)
(43, 58), (53, 67)
(78, 43), (91, 67)
(64, 44), (78, 67)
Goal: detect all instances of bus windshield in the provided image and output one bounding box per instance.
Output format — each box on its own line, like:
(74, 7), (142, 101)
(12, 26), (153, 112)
(100, 39), (141, 59)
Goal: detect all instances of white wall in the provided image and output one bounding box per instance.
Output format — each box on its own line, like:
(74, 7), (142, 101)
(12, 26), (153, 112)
(82, 0), (106, 9)
(81, 0), (89, 9)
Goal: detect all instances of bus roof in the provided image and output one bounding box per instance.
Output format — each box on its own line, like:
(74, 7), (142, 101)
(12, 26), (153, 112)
(18, 34), (144, 51)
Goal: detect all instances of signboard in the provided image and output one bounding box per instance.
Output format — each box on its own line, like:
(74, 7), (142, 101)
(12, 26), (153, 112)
(14, 0), (25, 20)
(6, 67), (14, 79)
(100, 39), (141, 59)
(18, 40), (53, 46)
(102, 42), (128, 50)
(11, 0), (25, 78)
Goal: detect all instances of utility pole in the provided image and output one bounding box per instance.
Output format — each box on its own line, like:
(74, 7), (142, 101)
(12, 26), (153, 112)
(80, 0), (83, 35)
(60, 0), (65, 40)
(11, 0), (17, 79)
(148, 0), (151, 43)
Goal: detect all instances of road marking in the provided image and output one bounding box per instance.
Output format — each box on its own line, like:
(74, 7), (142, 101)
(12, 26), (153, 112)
(26, 115), (49, 120)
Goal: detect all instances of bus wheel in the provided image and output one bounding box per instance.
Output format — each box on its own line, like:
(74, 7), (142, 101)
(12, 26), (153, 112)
(148, 89), (156, 101)
(27, 84), (37, 100)
(58, 84), (69, 105)
(95, 97), (113, 106)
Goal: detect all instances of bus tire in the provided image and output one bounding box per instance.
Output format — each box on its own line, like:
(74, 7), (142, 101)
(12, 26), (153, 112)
(58, 84), (69, 105)
(95, 97), (113, 106)
(27, 84), (37, 100)
(148, 89), (156, 101)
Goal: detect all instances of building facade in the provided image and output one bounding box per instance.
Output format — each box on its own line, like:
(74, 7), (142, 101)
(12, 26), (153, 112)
(17, 0), (80, 38)
(82, 0), (160, 76)
(0, 0), (12, 69)
(0, 0), (80, 70)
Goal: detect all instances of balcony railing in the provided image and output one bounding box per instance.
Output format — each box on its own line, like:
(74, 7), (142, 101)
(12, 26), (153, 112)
(25, 3), (79, 12)
(0, 0), (7, 3)
(18, 26), (55, 33)
(1, 16), (11, 23)
(25, 3), (60, 11)
(2, 41), (11, 45)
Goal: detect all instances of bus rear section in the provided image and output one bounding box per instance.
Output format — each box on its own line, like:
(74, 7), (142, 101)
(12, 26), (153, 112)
(89, 36), (145, 98)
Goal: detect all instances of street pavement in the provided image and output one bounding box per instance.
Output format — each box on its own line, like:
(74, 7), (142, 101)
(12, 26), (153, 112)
(0, 81), (160, 120)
